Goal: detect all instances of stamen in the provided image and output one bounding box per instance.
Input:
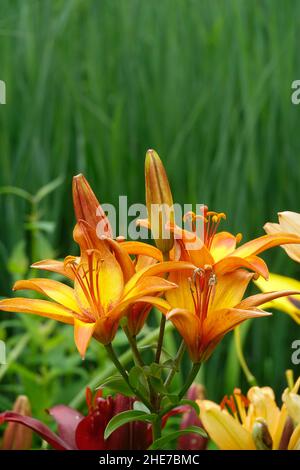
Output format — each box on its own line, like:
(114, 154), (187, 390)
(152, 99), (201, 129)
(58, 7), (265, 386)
(183, 207), (226, 249)
(190, 266), (217, 323)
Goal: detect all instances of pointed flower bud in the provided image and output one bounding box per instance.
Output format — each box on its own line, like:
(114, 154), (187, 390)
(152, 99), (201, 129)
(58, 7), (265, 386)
(2, 395), (32, 450)
(72, 174), (112, 238)
(145, 149), (174, 254)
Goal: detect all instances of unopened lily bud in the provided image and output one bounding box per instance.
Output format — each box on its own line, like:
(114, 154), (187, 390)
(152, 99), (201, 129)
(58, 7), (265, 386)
(2, 395), (32, 450)
(145, 149), (174, 254)
(252, 418), (273, 450)
(73, 174), (112, 238)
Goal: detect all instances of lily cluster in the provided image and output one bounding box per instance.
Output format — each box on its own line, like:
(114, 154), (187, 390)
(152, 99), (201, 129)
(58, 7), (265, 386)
(1, 150), (300, 449)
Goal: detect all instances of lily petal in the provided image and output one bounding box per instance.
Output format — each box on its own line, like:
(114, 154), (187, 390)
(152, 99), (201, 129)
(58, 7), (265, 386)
(209, 270), (254, 312)
(0, 298), (74, 324)
(47, 405), (84, 450)
(166, 308), (201, 362)
(254, 273), (300, 324)
(214, 255), (269, 279)
(236, 289), (300, 310)
(210, 232), (238, 262)
(0, 412), (71, 450)
(74, 319), (96, 358)
(165, 271), (196, 313)
(198, 400), (255, 450)
(288, 423), (300, 450)
(119, 241), (163, 262)
(123, 261), (195, 297)
(204, 307), (271, 350)
(124, 276), (177, 301)
(233, 233), (300, 258)
(13, 279), (80, 313)
(31, 258), (76, 280)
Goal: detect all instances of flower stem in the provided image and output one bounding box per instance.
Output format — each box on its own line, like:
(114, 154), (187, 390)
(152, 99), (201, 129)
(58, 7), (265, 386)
(123, 326), (144, 367)
(105, 343), (153, 411)
(155, 316), (166, 364)
(178, 362), (201, 399)
(152, 415), (162, 441)
(155, 251), (169, 364)
(234, 326), (257, 387)
(164, 340), (186, 388)
(123, 326), (157, 408)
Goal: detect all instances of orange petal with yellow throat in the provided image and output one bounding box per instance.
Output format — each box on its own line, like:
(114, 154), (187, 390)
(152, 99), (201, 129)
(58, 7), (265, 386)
(236, 289), (300, 310)
(73, 174), (112, 238)
(210, 231), (238, 262)
(165, 270), (196, 313)
(118, 241), (163, 262)
(123, 260), (195, 296)
(0, 298), (74, 324)
(209, 270), (254, 312)
(74, 319), (95, 358)
(134, 296), (171, 315)
(31, 258), (77, 280)
(232, 233), (300, 259)
(74, 249), (124, 314)
(214, 255), (269, 279)
(13, 278), (80, 313)
(101, 237), (136, 282)
(204, 307), (271, 347)
(166, 308), (201, 362)
(123, 276), (177, 301)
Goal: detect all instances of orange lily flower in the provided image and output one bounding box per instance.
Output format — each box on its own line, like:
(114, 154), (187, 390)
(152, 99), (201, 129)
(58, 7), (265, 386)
(264, 210), (300, 263)
(0, 177), (197, 357)
(160, 266), (300, 363)
(0, 229), (195, 357)
(165, 206), (300, 279)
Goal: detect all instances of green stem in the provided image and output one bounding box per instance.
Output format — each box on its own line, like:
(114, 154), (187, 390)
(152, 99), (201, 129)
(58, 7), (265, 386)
(234, 327), (257, 387)
(155, 316), (166, 364)
(164, 340), (186, 388)
(105, 343), (153, 411)
(123, 326), (144, 367)
(124, 326), (157, 408)
(69, 322), (174, 409)
(178, 362), (201, 400)
(152, 415), (162, 441)
(155, 251), (169, 364)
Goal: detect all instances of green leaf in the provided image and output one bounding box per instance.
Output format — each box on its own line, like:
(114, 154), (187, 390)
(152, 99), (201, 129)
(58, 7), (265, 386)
(7, 240), (29, 276)
(33, 175), (64, 204)
(104, 410), (156, 440)
(0, 186), (33, 203)
(180, 399), (200, 415)
(129, 365), (149, 396)
(133, 401), (151, 413)
(149, 426), (207, 450)
(96, 375), (132, 396)
(24, 220), (55, 233)
(149, 376), (167, 394)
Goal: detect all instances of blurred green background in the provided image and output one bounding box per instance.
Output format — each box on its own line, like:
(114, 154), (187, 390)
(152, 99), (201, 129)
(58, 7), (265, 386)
(0, 0), (300, 427)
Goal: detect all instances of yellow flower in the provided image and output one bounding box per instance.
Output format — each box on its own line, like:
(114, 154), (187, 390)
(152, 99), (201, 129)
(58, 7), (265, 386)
(255, 273), (300, 324)
(264, 211), (300, 263)
(198, 377), (300, 450)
